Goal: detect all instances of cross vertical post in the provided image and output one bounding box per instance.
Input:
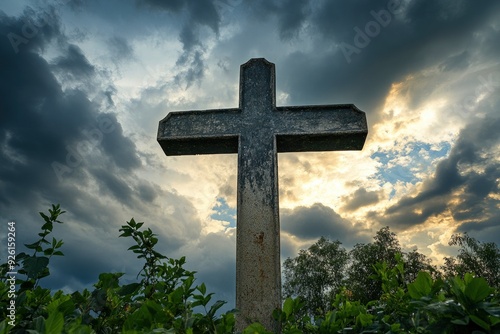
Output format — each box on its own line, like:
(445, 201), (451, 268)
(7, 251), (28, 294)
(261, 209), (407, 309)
(157, 58), (368, 332)
(236, 60), (281, 329)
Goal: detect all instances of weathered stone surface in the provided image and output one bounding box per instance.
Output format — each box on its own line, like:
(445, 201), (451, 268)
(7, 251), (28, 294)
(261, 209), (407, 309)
(157, 58), (368, 332)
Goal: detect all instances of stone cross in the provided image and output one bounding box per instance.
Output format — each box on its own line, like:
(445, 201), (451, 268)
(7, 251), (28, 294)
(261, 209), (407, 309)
(157, 58), (367, 331)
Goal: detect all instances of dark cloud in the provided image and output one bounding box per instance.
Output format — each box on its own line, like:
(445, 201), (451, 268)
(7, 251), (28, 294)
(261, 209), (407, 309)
(342, 188), (381, 212)
(98, 113), (142, 170)
(137, 181), (159, 202)
(47, 235), (139, 290)
(279, 1), (310, 39)
(139, 0), (221, 87)
(377, 104), (500, 230)
(262, 0), (312, 40)
(186, 1), (220, 35)
(178, 24), (201, 55)
(108, 36), (134, 61)
(140, 0), (184, 12)
(457, 213), (500, 245)
(175, 50), (205, 88)
(0, 7), (61, 54)
(281, 203), (368, 246)
(0, 8), (174, 293)
(53, 44), (94, 77)
(269, 0), (500, 126)
(91, 167), (134, 202)
(65, 0), (87, 11)
(139, 0), (220, 34)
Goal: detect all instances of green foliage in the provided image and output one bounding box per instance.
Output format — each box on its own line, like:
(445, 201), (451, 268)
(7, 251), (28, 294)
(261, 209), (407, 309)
(17, 204), (66, 290)
(273, 297), (314, 333)
(284, 227), (434, 309)
(347, 227), (409, 304)
(272, 255), (500, 334)
(443, 233), (500, 289)
(279, 228), (500, 333)
(1, 206), (499, 333)
(282, 237), (349, 318)
(0, 206), (236, 333)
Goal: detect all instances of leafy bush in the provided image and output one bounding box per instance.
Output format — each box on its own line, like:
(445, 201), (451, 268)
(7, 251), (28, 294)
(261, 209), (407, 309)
(273, 255), (500, 334)
(1, 206), (499, 333)
(0, 205), (235, 333)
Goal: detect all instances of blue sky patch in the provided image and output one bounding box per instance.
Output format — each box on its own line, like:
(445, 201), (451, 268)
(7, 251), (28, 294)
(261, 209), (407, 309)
(371, 141), (451, 194)
(210, 197), (236, 228)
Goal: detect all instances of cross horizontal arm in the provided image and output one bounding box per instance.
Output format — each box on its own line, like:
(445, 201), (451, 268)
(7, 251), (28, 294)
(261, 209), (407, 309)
(274, 104), (368, 152)
(157, 108), (241, 155)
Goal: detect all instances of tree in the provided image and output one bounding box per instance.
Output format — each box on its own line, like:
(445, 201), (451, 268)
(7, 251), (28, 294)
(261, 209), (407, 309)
(347, 227), (435, 304)
(404, 249), (439, 284)
(282, 237), (349, 317)
(282, 227), (437, 315)
(442, 232), (500, 289)
(347, 227), (402, 303)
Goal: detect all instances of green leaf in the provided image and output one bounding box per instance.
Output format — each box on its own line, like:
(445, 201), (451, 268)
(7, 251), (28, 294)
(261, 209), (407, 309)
(451, 317), (469, 325)
(490, 315), (500, 326)
(470, 314), (490, 330)
(408, 271), (433, 299)
(390, 323), (401, 331)
(208, 300), (226, 318)
(39, 236), (50, 244)
(243, 323), (273, 334)
(59, 300), (77, 317)
(96, 272), (123, 289)
(169, 287), (184, 304)
(119, 230), (132, 237)
(464, 273), (474, 285)
(283, 298), (294, 318)
(25, 241), (40, 250)
(357, 313), (373, 326)
(39, 212), (52, 224)
(32, 316), (45, 333)
(465, 277), (492, 303)
(41, 222), (53, 232)
(0, 319), (14, 334)
(118, 283), (141, 296)
(45, 311), (64, 334)
(23, 256), (49, 279)
(198, 283), (206, 295)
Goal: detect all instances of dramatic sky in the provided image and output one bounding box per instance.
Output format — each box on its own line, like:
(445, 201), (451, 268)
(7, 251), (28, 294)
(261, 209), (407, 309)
(1, 0), (499, 310)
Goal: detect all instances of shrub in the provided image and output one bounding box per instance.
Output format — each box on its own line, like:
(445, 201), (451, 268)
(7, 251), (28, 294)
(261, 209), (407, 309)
(1, 206), (499, 333)
(0, 205), (235, 333)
